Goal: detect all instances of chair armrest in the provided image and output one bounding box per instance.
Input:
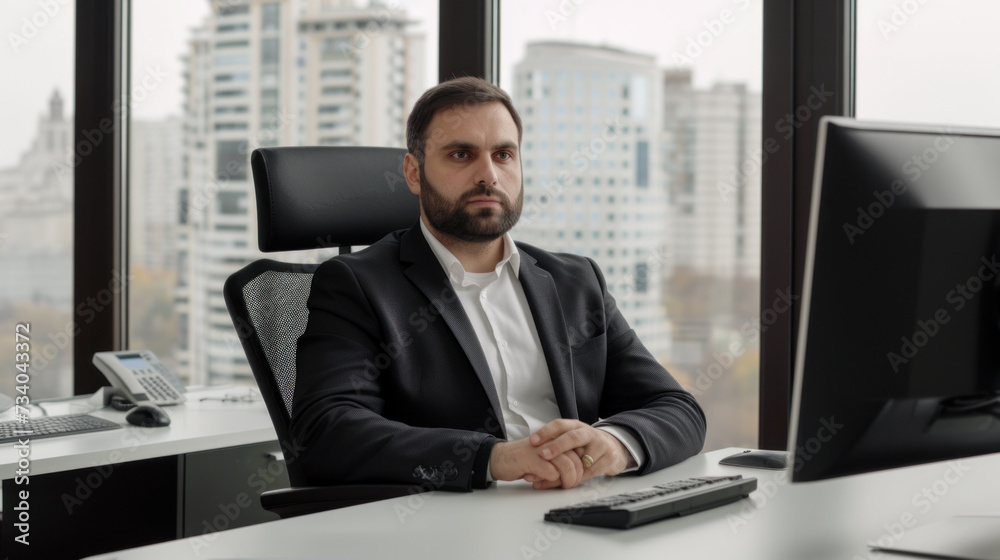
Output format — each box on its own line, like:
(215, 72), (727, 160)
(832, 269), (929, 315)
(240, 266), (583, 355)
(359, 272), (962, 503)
(260, 484), (429, 519)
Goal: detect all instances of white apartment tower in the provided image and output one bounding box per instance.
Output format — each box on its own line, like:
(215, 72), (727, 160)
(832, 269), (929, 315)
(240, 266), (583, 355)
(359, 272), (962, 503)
(177, 0), (424, 384)
(512, 42), (671, 358)
(660, 70), (762, 365)
(131, 117), (184, 273)
(662, 70), (761, 280)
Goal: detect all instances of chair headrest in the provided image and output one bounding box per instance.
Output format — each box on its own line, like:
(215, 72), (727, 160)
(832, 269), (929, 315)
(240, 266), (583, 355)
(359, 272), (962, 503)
(251, 146), (420, 252)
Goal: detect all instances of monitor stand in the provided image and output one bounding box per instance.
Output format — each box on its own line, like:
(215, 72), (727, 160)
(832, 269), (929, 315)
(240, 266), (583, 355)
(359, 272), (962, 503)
(872, 515), (1000, 560)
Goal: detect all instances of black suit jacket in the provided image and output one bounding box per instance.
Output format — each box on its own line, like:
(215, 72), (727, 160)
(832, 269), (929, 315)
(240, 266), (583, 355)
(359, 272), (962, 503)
(290, 225), (706, 491)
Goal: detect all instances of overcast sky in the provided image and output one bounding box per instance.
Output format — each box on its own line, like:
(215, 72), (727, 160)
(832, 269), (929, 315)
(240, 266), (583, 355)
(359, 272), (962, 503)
(3, 0), (999, 168)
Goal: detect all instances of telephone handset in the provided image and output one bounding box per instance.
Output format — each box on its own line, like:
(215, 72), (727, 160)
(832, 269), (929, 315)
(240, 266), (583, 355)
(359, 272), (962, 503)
(92, 350), (186, 406)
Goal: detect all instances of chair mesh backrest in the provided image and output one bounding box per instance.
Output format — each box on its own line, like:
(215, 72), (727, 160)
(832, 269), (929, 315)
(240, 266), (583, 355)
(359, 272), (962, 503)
(241, 268), (314, 419)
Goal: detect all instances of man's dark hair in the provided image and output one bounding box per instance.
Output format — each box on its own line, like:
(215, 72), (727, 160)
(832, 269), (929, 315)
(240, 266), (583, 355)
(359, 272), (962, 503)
(406, 76), (523, 165)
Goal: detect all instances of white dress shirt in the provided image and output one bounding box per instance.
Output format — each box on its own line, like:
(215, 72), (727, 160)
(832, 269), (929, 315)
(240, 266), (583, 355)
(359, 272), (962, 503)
(419, 221), (644, 474)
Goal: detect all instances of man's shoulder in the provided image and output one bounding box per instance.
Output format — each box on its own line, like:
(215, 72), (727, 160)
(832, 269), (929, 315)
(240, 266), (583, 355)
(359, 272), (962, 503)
(514, 240), (598, 278)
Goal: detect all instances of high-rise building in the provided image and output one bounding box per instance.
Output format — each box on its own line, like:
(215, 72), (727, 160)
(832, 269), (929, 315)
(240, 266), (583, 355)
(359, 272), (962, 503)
(298, 0), (425, 148)
(661, 69), (761, 366)
(176, 0), (424, 384)
(0, 90), (73, 307)
(0, 89), (75, 397)
(662, 70), (761, 279)
(512, 42), (671, 358)
(131, 117), (184, 273)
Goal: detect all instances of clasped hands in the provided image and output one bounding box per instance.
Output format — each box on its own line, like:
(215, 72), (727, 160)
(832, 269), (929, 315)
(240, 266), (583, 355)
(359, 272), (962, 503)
(489, 419), (630, 490)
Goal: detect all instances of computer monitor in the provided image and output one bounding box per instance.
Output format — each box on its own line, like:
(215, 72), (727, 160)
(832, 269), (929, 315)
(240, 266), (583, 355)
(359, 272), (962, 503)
(789, 116), (1000, 557)
(790, 116), (1000, 483)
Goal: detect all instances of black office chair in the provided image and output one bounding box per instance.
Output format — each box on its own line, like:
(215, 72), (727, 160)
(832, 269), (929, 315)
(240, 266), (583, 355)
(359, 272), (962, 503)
(223, 146), (426, 519)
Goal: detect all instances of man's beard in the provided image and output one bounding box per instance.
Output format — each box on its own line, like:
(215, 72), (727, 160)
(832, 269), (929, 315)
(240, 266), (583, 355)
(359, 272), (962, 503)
(418, 165), (523, 243)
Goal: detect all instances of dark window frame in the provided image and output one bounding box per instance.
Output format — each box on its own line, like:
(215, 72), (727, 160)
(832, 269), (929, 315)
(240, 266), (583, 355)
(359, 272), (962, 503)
(74, 0), (127, 393)
(758, 0), (854, 448)
(439, 0), (498, 82)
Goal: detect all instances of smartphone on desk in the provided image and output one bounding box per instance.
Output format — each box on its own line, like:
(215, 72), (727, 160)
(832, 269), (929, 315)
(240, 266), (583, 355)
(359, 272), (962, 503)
(92, 350), (186, 406)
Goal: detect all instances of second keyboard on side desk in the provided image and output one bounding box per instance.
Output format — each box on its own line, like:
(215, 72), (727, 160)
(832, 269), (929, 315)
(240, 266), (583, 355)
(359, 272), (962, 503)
(544, 475), (757, 529)
(0, 414), (122, 445)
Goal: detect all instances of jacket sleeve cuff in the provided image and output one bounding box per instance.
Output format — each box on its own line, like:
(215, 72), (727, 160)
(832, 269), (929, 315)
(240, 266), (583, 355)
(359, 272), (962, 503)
(471, 436), (498, 489)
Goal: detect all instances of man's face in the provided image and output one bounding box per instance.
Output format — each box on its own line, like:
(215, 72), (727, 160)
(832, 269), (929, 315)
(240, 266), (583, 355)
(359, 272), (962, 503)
(404, 102), (523, 243)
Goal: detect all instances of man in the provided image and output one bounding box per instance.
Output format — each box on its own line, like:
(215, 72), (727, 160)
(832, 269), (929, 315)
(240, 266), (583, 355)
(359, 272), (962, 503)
(291, 77), (705, 492)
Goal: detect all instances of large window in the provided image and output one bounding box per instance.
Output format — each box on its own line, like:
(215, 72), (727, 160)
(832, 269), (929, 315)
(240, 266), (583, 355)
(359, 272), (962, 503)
(856, 0), (1000, 128)
(129, 0), (438, 386)
(68, 0), (925, 450)
(501, 0), (763, 450)
(0, 1), (76, 398)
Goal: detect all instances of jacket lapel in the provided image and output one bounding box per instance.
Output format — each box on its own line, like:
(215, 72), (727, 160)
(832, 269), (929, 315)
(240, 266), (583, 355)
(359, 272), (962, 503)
(516, 247), (578, 420)
(399, 225), (506, 437)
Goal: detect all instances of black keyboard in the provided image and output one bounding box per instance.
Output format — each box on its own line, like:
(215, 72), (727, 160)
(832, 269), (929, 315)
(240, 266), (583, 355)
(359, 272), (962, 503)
(544, 475), (757, 529)
(0, 414), (122, 444)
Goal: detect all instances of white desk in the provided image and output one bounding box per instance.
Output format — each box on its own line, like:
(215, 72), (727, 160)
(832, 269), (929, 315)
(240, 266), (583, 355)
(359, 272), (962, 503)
(0, 386), (284, 560)
(0, 386), (277, 478)
(81, 447), (1000, 560)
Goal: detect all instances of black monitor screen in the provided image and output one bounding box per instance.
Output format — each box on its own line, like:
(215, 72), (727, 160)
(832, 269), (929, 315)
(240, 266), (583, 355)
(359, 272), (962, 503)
(790, 117), (1000, 482)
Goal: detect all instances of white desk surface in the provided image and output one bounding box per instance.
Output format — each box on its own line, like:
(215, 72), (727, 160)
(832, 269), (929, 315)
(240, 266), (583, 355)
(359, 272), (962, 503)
(81, 447), (1000, 560)
(0, 386), (277, 479)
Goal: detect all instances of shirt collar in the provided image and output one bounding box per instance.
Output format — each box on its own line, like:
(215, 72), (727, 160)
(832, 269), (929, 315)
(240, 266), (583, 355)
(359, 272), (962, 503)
(419, 219), (521, 285)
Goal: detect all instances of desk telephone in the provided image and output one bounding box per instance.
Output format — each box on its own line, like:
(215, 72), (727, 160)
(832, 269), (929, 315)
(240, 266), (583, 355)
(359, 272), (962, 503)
(92, 350), (186, 406)
(0, 351), (183, 445)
